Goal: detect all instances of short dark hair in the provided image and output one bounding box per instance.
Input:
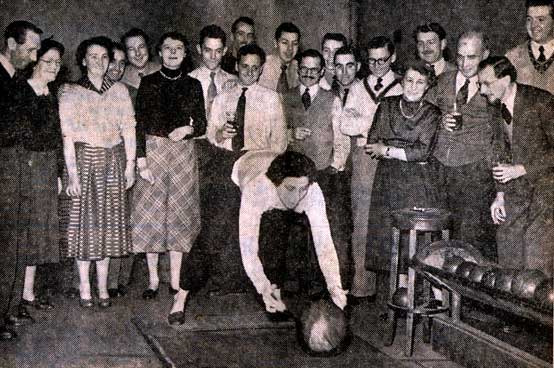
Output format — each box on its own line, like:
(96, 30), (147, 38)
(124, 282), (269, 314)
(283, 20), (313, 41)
(237, 43), (266, 65)
(478, 56), (518, 82)
(199, 24), (226, 46)
(4, 20), (43, 46)
(526, 0), (554, 17)
(321, 33), (348, 50)
(76, 36), (113, 75)
(111, 42), (126, 55)
(333, 45), (361, 64)
(38, 38), (65, 59)
(156, 31), (189, 54)
(413, 23), (447, 41)
(402, 59), (436, 86)
(121, 28), (150, 46)
(231, 16), (255, 34)
(298, 49), (324, 70)
(275, 22), (301, 41)
(367, 36), (395, 56)
(266, 151), (317, 186)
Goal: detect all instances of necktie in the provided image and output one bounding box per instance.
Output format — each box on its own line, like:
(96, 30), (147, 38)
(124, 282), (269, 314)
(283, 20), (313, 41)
(277, 64), (288, 93)
(428, 64), (436, 77)
(342, 88), (350, 107)
(374, 77), (383, 92)
(233, 87), (248, 152)
(302, 88), (311, 110)
(538, 46), (547, 63)
(456, 78), (470, 107)
(501, 103), (512, 125)
(331, 78), (341, 96)
(207, 72), (217, 117)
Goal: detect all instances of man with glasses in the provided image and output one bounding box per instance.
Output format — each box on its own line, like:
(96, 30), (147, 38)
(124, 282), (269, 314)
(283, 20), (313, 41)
(259, 22), (300, 92)
(414, 23), (456, 76)
(478, 56), (554, 277)
(0, 20), (42, 341)
(426, 31), (503, 263)
(281, 49), (351, 292)
(339, 37), (402, 304)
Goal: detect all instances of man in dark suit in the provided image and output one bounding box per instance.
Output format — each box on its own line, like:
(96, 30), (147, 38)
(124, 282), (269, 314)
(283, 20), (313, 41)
(426, 31), (504, 261)
(0, 20), (42, 341)
(414, 23), (456, 76)
(282, 49), (352, 291)
(478, 56), (554, 277)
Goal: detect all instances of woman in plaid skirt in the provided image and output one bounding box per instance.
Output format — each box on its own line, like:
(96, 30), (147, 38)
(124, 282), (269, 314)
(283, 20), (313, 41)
(131, 31), (206, 310)
(59, 36), (136, 308)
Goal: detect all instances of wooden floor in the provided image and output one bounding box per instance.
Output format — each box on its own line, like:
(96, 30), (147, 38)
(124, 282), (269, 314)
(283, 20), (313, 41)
(0, 259), (464, 368)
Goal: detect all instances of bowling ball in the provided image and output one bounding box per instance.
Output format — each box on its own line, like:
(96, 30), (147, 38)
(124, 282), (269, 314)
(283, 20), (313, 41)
(481, 268), (501, 289)
(533, 279), (554, 308)
(494, 269), (518, 293)
(468, 265), (494, 283)
(391, 287), (410, 308)
(455, 261), (478, 279)
(442, 255), (466, 273)
(297, 299), (350, 356)
(511, 270), (548, 299)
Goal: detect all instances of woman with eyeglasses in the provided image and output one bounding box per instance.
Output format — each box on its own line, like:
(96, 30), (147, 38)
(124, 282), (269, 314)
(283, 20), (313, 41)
(131, 32), (206, 324)
(364, 60), (442, 295)
(59, 36), (136, 308)
(9, 39), (66, 312)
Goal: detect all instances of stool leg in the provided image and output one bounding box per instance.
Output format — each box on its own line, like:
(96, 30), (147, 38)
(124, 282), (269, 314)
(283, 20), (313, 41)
(422, 278), (431, 343)
(451, 292), (462, 322)
(405, 229), (417, 356)
(385, 227), (401, 347)
(384, 310), (397, 346)
(441, 229), (450, 242)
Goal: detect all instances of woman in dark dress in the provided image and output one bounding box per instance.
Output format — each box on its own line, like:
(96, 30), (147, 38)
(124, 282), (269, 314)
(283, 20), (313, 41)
(11, 39), (65, 310)
(364, 61), (442, 290)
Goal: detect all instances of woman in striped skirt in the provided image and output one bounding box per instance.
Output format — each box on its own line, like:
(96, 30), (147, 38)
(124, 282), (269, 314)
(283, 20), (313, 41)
(59, 36), (136, 308)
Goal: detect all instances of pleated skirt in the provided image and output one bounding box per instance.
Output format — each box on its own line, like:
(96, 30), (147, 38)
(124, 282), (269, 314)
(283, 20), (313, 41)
(64, 142), (130, 260)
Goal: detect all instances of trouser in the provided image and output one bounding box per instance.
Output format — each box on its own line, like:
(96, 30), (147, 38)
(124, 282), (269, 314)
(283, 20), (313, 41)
(497, 176), (554, 277)
(107, 255), (135, 289)
(438, 160), (497, 261)
(315, 168), (352, 291)
(350, 146), (378, 296)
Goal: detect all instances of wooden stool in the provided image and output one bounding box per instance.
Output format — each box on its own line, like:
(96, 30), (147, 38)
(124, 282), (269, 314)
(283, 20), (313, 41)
(386, 207), (451, 356)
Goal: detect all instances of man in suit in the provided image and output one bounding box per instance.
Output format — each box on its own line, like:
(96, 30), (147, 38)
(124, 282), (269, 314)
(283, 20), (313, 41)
(0, 20), (42, 341)
(282, 49), (351, 291)
(506, 0), (554, 94)
(427, 31), (503, 261)
(339, 37), (403, 302)
(478, 56), (554, 277)
(258, 22), (300, 92)
(320, 33), (348, 92)
(414, 23), (456, 76)
(221, 16), (256, 75)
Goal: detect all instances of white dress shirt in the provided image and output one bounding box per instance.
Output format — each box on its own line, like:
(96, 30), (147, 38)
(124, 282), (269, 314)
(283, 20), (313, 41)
(207, 83), (287, 153)
(531, 39), (554, 60)
(455, 72), (479, 104)
(258, 54), (299, 91)
(0, 53), (15, 78)
(189, 65), (237, 113)
(431, 58), (447, 76)
(239, 174), (343, 295)
(367, 70), (396, 93)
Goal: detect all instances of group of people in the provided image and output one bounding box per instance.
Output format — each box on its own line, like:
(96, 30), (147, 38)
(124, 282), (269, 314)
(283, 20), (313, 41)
(0, 0), (552, 354)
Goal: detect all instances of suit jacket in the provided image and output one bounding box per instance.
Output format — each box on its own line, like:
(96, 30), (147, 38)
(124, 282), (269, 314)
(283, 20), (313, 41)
(426, 70), (504, 167)
(0, 63), (17, 147)
(507, 83), (554, 186)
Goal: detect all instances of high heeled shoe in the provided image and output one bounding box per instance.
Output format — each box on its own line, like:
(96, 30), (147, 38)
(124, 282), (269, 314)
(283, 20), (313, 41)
(79, 298), (94, 308)
(98, 297), (111, 308)
(142, 288), (159, 300)
(21, 298), (55, 310)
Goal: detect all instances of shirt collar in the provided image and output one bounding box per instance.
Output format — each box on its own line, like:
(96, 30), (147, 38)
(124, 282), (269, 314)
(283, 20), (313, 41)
(300, 83), (320, 99)
(0, 53), (16, 78)
(530, 39), (554, 59)
(78, 75), (114, 94)
(319, 77), (332, 90)
(27, 79), (50, 96)
(431, 58), (446, 75)
(501, 82), (517, 114)
(368, 69), (395, 87)
(199, 64), (221, 76)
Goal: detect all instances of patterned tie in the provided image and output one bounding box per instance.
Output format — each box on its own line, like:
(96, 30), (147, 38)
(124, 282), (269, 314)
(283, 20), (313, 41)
(302, 88), (311, 110)
(277, 64), (288, 93)
(538, 46), (547, 63)
(207, 72), (217, 116)
(456, 78), (470, 107)
(342, 88), (350, 107)
(233, 87), (248, 152)
(374, 77), (383, 92)
(501, 103), (512, 125)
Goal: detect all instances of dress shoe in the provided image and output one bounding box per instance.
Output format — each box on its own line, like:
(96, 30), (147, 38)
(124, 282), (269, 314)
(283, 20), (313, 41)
(79, 298), (94, 308)
(108, 289), (121, 298)
(142, 288), (158, 300)
(98, 298), (111, 308)
(168, 286), (179, 296)
(65, 288), (79, 299)
(117, 285), (127, 296)
(266, 311), (292, 323)
(167, 311), (185, 326)
(5, 313), (34, 327)
(347, 294), (376, 307)
(21, 298), (55, 311)
(0, 326), (17, 341)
